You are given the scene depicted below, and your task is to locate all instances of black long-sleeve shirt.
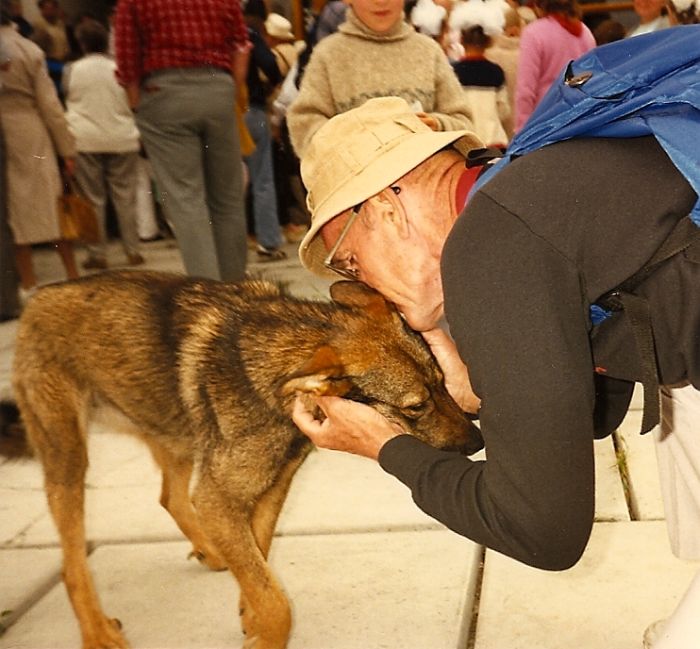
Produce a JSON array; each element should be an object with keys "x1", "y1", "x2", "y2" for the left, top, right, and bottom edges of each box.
[
  {"x1": 246, "y1": 27, "x2": 282, "y2": 108},
  {"x1": 379, "y1": 136, "x2": 698, "y2": 570}
]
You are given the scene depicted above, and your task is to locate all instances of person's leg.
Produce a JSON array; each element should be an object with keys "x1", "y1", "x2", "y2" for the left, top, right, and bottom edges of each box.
[
  {"x1": 136, "y1": 71, "x2": 221, "y2": 280},
  {"x1": 134, "y1": 155, "x2": 160, "y2": 241},
  {"x1": 104, "y1": 152, "x2": 142, "y2": 262},
  {"x1": 200, "y1": 75, "x2": 248, "y2": 282},
  {"x1": 648, "y1": 570, "x2": 700, "y2": 649},
  {"x1": 244, "y1": 106, "x2": 285, "y2": 256},
  {"x1": 74, "y1": 152, "x2": 109, "y2": 265},
  {"x1": 13, "y1": 244, "x2": 37, "y2": 290},
  {"x1": 655, "y1": 383, "x2": 700, "y2": 560},
  {"x1": 54, "y1": 240, "x2": 80, "y2": 281},
  {"x1": 644, "y1": 384, "x2": 700, "y2": 648}
]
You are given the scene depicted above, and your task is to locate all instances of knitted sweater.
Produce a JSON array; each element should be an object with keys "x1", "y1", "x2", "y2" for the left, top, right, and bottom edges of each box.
[{"x1": 287, "y1": 8, "x2": 475, "y2": 156}]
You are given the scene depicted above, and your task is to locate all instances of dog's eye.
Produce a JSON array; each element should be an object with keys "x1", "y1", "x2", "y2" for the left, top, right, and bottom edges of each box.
[{"x1": 402, "y1": 400, "x2": 432, "y2": 419}]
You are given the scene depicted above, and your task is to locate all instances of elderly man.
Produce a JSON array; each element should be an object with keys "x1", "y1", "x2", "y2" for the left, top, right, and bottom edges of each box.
[{"x1": 292, "y1": 28, "x2": 700, "y2": 648}]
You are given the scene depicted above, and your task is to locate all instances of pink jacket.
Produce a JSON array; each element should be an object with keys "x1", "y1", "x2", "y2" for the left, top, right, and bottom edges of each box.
[{"x1": 515, "y1": 16, "x2": 595, "y2": 132}]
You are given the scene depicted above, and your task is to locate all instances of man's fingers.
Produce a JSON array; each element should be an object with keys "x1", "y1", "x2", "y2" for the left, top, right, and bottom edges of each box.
[{"x1": 292, "y1": 396, "x2": 321, "y2": 431}]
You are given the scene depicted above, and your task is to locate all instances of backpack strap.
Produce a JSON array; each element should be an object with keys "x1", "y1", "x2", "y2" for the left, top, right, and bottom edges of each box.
[{"x1": 594, "y1": 218, "x2": 700, "y2": 433}]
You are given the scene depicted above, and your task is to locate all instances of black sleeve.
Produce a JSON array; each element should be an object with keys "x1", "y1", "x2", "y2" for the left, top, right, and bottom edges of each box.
[
  {"x1": 380, "y1": 191, "x2": 598, "y2": 571},
  {"x1": 250, "y1": 29, "x2": 282, "y2": 86}
]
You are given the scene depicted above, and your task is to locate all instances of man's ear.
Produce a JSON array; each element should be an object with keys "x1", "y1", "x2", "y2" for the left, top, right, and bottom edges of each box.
[
  {"x1": 366, "y1": 189, "x2": 410, "y2": 239},
  {"x1": 279, "y1": 346, "x2": 353, "y2": 397}
]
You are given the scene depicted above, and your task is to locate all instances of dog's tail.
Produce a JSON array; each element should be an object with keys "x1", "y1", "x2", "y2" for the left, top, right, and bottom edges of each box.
[{"x1": 0, "y1": 401, "x2": 33, "y2": 459}]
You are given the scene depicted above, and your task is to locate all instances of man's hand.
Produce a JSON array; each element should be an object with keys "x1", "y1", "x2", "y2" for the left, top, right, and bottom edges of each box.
[
  {"x1": 292, "y1": 396, "x2": 404, "y2": 460},
  {"x1": 421, "y1": 328, "x2": 481, "y2": 414},
  {"x1": 415, "y1": 112, "x2": 439, "y2": 130}
]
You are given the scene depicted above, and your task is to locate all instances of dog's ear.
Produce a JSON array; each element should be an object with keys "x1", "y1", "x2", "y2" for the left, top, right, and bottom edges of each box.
[
  {"x1": 329, "y1": 281, "x2": 392, "y2": 318},
  {"x1": 279, "y1": 345, "x2": 353, "y2": 397}
]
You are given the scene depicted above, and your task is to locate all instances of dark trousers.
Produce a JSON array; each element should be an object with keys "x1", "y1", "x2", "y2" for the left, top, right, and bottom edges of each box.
[{"x1": 0, "y1": 127, "x2": 19, "y2": 320}]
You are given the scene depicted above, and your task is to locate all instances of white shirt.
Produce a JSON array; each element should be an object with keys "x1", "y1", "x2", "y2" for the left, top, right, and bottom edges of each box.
[{"x1": 64, "y1": 54, "x2": 140, "y2": 153}]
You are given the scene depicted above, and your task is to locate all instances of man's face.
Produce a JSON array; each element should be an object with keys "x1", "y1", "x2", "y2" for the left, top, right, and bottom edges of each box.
[
  {"x1": 349, "y1": 0, "x2": 404, "y2": 33},
  {"x1": 320, "y1": 186, "x2": 445, "y2": 331}
]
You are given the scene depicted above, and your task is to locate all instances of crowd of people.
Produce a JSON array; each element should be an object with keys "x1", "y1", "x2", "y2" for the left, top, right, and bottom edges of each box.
[
  {"x1": 0, "y1": 0, "x2": 687, "y2": 319},
  {"x1": 1, "y1": 1, "x2": 699, "y2": 647}
]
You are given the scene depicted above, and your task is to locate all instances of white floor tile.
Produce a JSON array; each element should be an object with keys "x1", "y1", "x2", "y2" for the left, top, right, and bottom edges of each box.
[
  {"x1": 0, "y1": 546, "x2": 62, "y2": 633},
  {"x1": 2, "y1": 531, "x2": 480, "y2": 649},
  {"x1": 617, "y1": 409, "x2": 665, "y2": 520},
  {"x1": 593, "y1": 437, "x2": 630, "y2": 521},
  {"x1": 474, "y1": 520, "x2": 700, "y2": 649},
  {"x1": 277, "y1": 448, "x2": 443, "y2": 535}
]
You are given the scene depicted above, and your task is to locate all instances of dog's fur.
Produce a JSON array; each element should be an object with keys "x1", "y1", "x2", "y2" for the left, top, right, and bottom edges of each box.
[{"x1": 10, "y1": 271, "x2": 482, "y2": 649}]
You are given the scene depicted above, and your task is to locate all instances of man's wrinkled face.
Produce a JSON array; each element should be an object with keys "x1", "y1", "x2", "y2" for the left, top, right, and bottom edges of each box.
[{"x1": 320, "y1": 186, "x2": 445, "y2": 332}]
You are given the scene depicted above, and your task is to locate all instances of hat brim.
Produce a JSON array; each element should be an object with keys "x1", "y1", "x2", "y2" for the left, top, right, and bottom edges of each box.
[{"x1": 299, "y1": 129, "x2": 473, "y2": 278}]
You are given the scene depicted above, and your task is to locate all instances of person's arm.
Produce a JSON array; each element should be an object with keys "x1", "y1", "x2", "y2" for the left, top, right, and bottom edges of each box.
[
  {"x1": 427, "y1": 44, "x2": 479, "y2": 135},
  {"x1": 250, "y1": 29, "x2": 282, "y2": 87},
  {"x1": 286, "y1": 44, "x2": 336, "y2": 157},
  {"x1": 113, "y1": 0, "x2": 143, "y2": 109},
  {"x1": 32, "y1": 49, "x2": 76, "y2": 161},
  {"x1": 382, "y1": 188, "x2": 598, "y2": 570},
  {"x1": 514, "y1": 26, "x2": 540, "y2": 132}
]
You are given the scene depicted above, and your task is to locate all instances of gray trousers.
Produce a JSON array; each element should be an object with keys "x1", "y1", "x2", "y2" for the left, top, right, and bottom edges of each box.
[
  {"x1": 136, "y1": 68, "x2": 247, "y2": 281},
  {"x1": 75, "y1": 151, "x2": 141, "y2": 260}
]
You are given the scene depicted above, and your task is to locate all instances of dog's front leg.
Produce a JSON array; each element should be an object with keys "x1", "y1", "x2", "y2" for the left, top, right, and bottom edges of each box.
[{"x1": 193, "y1": 478, "x2": 291, "y2": 649}]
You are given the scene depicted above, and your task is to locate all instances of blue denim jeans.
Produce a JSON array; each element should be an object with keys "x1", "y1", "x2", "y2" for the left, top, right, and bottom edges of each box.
[{"x1": 244, "y1": 106, "x2": 283, "y2": 249}]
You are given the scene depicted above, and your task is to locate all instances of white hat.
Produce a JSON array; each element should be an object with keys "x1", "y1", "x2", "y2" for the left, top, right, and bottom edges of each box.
[
  {"x1": 449, "y1": 0, "x2": 506, "y2": 37},
  {"x1": 265, "y1": 13, "x2": 295, "y2": 41},
  {"x1": 668, "y1": 0, "x2": 700, "y2": 18},
  {"x1": 410, "y1": 0, "x2": 448, "y2": 36},
  {"x1": 298, "y1": 97, "x2": 481, "y2": 277}
]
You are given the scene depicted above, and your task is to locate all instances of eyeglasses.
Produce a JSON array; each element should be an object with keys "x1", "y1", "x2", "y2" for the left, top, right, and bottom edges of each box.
[
  {"x1": 323, "y1": 186, "x2": 401, "y2": 281},
  {"x1": 323, "y1": 202, "x2": 363, "y2": 279}
]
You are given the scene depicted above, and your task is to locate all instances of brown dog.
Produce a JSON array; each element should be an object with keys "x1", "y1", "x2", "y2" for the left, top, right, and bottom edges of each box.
[{"x1": 11, "y1": 271, "x2": 482, "y2": 649}]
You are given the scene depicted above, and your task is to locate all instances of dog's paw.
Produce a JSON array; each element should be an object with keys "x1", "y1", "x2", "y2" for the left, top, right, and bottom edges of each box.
[
  {"x1": 187, "y1": 548, "x2": 227, "y2": 571},
  {"x1": 83, "y1": 616, "x2": 129, "y2": 649}
]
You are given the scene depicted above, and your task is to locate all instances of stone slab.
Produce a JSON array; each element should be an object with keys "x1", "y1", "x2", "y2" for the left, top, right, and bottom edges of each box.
[
  {"x1": 1, "y1": 530, "x2": 480, "y2": 649},
  {"x1": 0, "y1": 546, "x2": 62, "y2": 633},
  {"x1": 474, "y1": 520, "x2": 700, "y2": 649}
]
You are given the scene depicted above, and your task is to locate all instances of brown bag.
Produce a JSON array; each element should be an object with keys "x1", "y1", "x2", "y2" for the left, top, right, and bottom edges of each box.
[{"x1": 58, "y1": 178, "x2": 100, "y2": 244}]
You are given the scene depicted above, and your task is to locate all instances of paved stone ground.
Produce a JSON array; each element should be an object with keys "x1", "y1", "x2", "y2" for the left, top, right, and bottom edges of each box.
[{"x1": 1, "y1": 238, "x2": 699, "y2": 649}]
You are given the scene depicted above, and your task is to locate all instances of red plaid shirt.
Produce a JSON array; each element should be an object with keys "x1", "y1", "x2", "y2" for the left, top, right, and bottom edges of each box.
[{"x1": 114, "y1": 0, "x2": 250, "y2": 85}]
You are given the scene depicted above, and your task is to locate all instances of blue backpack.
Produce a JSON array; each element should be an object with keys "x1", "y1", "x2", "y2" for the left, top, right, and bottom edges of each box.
[
  {"x1": 474, "y1": 25, "x2": 700, "y2": 223},
  {"x1": 469, "y1": 26, "x2": 700, "y2": 432}
]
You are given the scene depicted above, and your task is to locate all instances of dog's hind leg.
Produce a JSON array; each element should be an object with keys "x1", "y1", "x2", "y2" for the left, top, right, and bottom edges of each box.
[
  {"x1": 193, "y1": 474, "x2": 292, "y2": 649},
  {"x1": 143, "y1": 439, "x2": 227, "y2": 571},
  {"x1": 15, "y1": 381, "x2": 129, "y2": 649}
]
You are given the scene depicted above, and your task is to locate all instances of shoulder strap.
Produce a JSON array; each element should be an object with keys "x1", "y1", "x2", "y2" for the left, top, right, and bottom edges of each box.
[{"x1": 595, "y1": 218, "x2": 700, "y2": 434}]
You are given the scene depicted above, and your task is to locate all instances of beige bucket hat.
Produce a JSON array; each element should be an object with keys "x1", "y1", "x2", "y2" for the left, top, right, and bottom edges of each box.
[{"x1": 298, "y1": 97, "x2": 481, "y2": 277}]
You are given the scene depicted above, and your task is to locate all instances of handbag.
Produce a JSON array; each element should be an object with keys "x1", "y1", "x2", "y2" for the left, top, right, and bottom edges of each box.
[{"x1": 58, "y1": 177, "x2": 100, "y2": 244}]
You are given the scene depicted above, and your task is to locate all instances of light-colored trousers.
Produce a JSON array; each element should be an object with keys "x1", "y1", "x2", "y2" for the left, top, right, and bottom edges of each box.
[
  {"x1": 136, "y1": 67, "x2": 247, "y2": 282},
  {"x1": 74, "y1": 151, "x2": 141, "y2": 260},
  {"x1": 655, "y1": 382, "x2": 700, "y2": 560},
  {"x1": 650, "y1": 383, "x2": 700, "y2": 649}
]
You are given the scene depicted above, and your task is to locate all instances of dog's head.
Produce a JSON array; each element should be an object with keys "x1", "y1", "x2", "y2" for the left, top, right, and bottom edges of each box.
[{"x1": 281, "y1": 282, "x2": 483, "y2": 456}]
